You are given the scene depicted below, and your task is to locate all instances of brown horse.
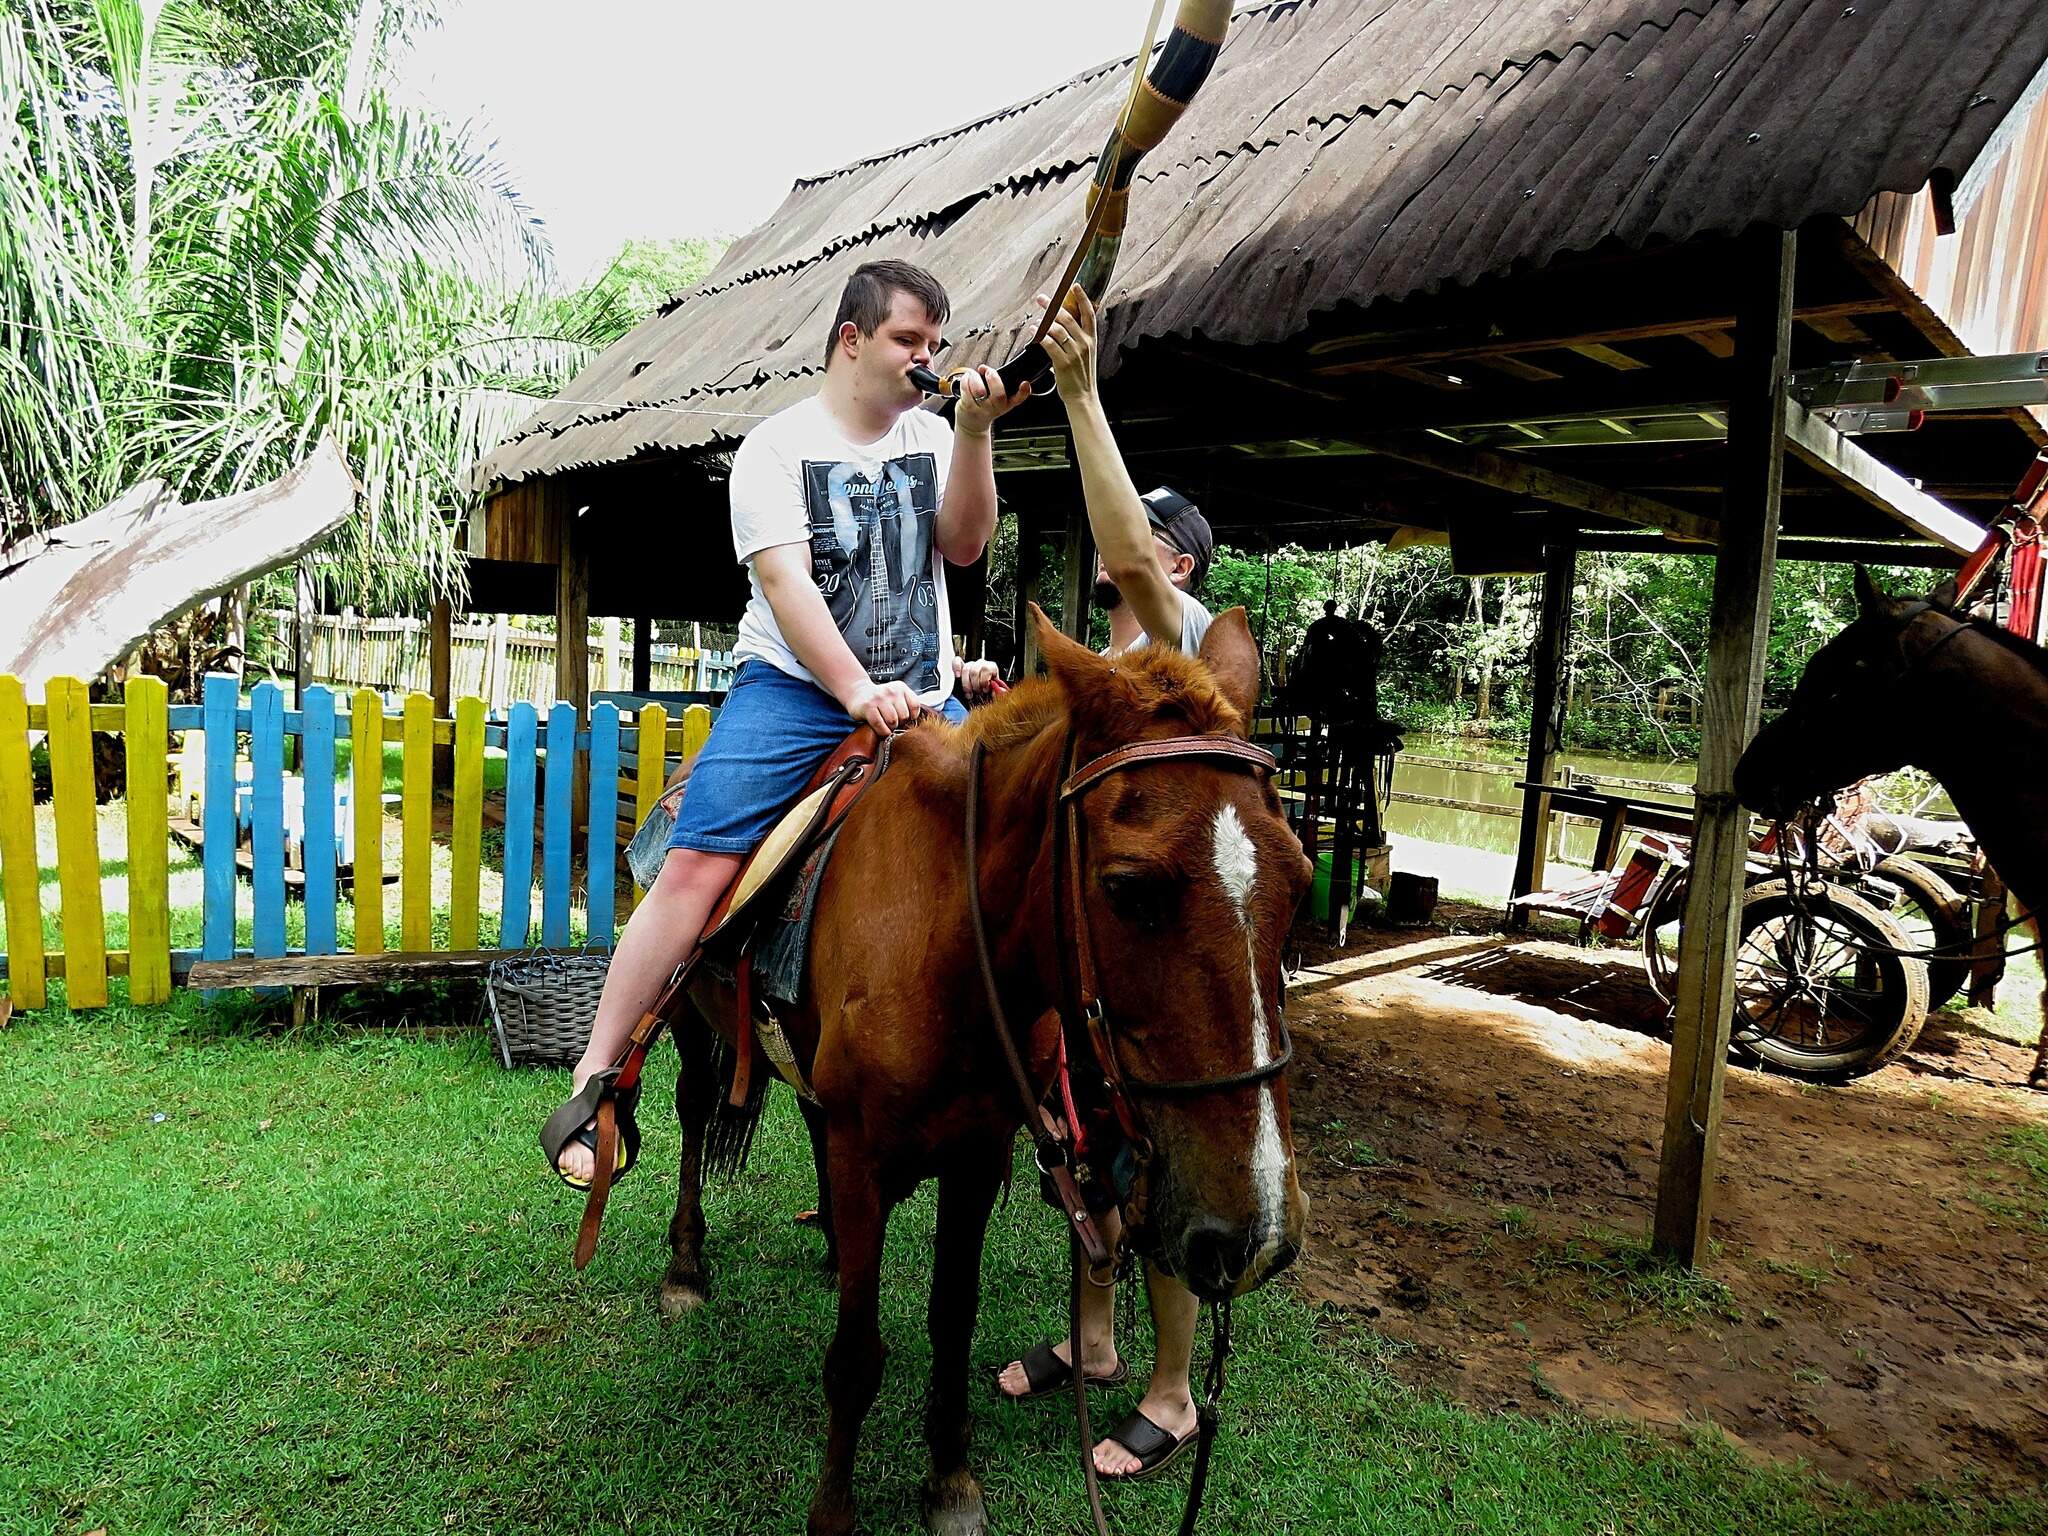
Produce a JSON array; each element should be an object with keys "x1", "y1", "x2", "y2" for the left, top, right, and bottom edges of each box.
[
  {"x1": 1734, "y1": 568, "x2": 2048, "y2": 1088},
  {"x1": 656, "y1": 607, "x2": 1312, "y2": 1536}
]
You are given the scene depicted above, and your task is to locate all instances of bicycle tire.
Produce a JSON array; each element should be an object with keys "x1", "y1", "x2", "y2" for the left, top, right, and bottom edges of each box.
[{"x1": 1729, "y1": 879, "x2": 1929, "y2": 1082}]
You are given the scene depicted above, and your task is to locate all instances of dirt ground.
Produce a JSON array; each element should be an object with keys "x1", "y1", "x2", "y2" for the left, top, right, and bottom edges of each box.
[{"x1": 1284, "y1": 903, "x2": 2048, "y2": 1496}]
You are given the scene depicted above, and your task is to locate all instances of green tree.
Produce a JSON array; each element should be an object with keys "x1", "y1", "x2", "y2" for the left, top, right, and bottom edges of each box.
[
  {"x1": 593, "y1": 234, "x2": 731, "y2": 319},
  {"x1": 1, "y1": 0, "x2": 634, "y2": 615}
]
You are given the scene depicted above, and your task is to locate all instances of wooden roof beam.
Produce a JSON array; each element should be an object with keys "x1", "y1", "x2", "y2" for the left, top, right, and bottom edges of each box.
[
  {"x1": 1349, "y1": 436, "x2": 1717, "y2": 544},
  {"x1": 1780, "y1": 399, "x2": 1987, "y2": 555}
]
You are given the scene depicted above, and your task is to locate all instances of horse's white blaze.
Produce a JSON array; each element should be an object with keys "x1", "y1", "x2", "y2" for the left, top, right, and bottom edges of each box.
[{"x1": 1211, "y1": 806, "x2": 1288, "y2": 1254}]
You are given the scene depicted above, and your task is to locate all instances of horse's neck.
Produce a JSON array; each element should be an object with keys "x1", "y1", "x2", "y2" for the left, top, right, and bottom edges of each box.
[
  {"x1": 1910, "y1": 632, "x2": 2048, "y2": 909},
  {"x1": 974, "y1": 721, "x2": 1070, "y2": 1013}
]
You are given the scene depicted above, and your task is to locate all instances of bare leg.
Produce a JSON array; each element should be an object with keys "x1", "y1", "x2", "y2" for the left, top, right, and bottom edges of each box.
[
  {"x1": 659, "y1": 1019, "x2": 719, "y2": 1320},
  {"x1": 552, "y1": 845, "x2": 741, "y2": 1181},
  {"x1": 922, "y1": 1151, "x2": 1003, "y2": 1535},
  {"x1": 994, "y1": 1204, "x2": 1122, "y2": 1397},
  {"x1": 807, "y1": 1128, "x2": 888, "y2": 1536},
  {"x1": 1094, "y1": 1263, "x2": 1199, "y2": 1477}
]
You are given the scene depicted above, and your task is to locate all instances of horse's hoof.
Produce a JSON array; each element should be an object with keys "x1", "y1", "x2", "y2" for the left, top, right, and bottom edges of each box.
[
  {"x1": 657, "y1": 1278, "x2": 708, "y2": 1321},
  {"x1": 921, "y1": 1473, "x2": 987, "y2": 1536}
]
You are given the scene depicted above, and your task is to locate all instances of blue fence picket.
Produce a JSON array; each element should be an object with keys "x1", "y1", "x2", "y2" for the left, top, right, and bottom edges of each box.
[
  {"x1": 500, "y1": 703, "x2": 537, "y2": 949},
  {"x1": 201, "y1": 674, "x2": 239, "y2": 963},
  {"x1": 586, "y1": 702, "x2": 619, "y2": 948},
  {"x1": 249, "y1": 683, "x2": 286, "y2": 974},
  {"x1": 541, "y1": 701, "x2": 575, "y2": 949},
  {"x1": 301, "y1": 686, "x2": 337, "y2": 955}
]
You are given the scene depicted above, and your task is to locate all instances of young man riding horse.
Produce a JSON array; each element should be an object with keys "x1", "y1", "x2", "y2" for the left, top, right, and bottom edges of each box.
[
  {"x1": 544, "y1": 260, "x2": 1028, "y2": 1185},
  {"x1": 964, "y1": 288, "x2": 1227, "y2": 1481}
]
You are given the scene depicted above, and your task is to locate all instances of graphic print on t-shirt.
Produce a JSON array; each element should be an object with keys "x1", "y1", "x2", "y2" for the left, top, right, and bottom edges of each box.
[{"x1": 801, "y1": 452, "x2": 942, "y2": 694}]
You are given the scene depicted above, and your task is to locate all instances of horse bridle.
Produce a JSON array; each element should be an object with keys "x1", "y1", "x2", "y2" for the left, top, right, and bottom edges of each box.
[{"x1": 965, "y1": 727, "x2": 1287, "y2": 1536}]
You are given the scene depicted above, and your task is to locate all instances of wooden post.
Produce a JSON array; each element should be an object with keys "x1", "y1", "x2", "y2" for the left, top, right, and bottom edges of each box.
[
  {"x1": 1058, "y1": 442, "x2": 1095, "y2": 644},
  {"x1": 1508, "y1": 541, "x2": 1575, "y2": 926},
  {"x1": 954, "y1": 549, "x2": 990, "y2": 663},
  {"x1": 556, "y1": 507, "x2": 590, "y2": 832},
  {"x1": 486, "y1": 614, "x2": 510, "y2": 714},
  {"x1": 1652, "y1": 227, "x2": 1792, "y2": 1268},
  {"x1": 430, "y1": 596, "x2": 453, "y2": 782},
  {"x1": 599, "y1": 615, "x2": 622, "y2": 692},
  {"x1": 289, "y1": 564, "x2": 316, "y2": 770},
  {"x1": 632, "y1": 616, "x2": 653, "y2": 693},
  {"x1": 1015, "y1": 508, "x2": 1047, "y2": 677}
]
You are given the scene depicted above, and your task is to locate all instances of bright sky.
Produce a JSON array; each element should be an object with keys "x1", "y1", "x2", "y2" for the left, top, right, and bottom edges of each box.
[{"x1": 394, "y1": 0, "x2": 1160, "y2": 285}]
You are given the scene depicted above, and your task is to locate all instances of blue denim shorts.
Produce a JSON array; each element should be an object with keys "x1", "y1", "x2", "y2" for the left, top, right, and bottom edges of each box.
[{"x1": 669, "y1": 658, "x2": 965, "y2": 854}]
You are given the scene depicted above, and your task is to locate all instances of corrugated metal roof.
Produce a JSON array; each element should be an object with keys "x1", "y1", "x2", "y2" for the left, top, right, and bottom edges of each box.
[{"x1": 479, "y1": 0, "x2": 2048, "y2": 488}]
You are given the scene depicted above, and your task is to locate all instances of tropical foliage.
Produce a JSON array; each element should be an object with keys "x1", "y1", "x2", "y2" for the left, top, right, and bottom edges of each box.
[{"x1": 0, "y1": 0, "x2": 652, "y2": 612}]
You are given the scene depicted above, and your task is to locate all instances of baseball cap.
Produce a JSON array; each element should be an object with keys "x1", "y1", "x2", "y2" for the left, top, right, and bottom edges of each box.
[{"x1": 1141, "y1": 486, "x2": 1213, "y2": 591}]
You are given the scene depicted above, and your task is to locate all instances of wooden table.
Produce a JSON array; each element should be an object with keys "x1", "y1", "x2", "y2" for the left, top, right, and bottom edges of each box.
[{"x1": 1514, "y1": 780, "x2": 1694, "y2": 872}]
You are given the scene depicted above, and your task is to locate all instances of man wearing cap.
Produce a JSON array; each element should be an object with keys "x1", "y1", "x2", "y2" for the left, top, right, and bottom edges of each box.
[{"x1": 973, "y1": 287, "x2": 1219, "y2": 1483}]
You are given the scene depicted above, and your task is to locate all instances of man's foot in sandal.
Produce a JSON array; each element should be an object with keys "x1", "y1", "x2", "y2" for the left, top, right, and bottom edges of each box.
[
  {"x1": 995, "y1": 1339, "x2": 1127, "y2": 1401},
  {"x1": 1096, "y1": 1393, "x2": 1198, "y2": 1480},
  {"x1": 540, "y1": 1070, "x2": 641, "y2": 1191}
]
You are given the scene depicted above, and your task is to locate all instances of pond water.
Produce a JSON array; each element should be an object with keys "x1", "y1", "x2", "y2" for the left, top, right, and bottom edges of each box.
[
  {"x1": 1384, "y1": 733, "x2": 1955, "y2": 866},
  {"x1": 1386, "y1": 732, "x2": 1694, "y2": 866}
]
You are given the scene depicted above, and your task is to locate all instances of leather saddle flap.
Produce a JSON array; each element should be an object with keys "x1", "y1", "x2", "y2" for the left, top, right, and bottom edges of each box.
[{"x1": 701, "y1": 726, "x2": 883, "y2": 946}]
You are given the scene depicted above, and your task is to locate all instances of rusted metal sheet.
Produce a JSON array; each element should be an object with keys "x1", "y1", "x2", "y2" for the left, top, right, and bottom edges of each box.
[
  {"x1": 1851, "y1": 64, "x2": 2048, "y2": 361},
  {"x1": 478, "y1": 0, "x2": 2048, "y2": 488}
]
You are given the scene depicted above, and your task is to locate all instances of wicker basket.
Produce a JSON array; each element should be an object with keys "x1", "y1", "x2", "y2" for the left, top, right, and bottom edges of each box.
[{"x1": 485, "y1": 950, "x2": 611, "y2": 1069}]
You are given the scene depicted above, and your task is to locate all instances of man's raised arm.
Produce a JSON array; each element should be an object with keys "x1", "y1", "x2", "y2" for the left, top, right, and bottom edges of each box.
[{"x1": 1036, "y1": 289, "x2": 1185, "y2": 647}]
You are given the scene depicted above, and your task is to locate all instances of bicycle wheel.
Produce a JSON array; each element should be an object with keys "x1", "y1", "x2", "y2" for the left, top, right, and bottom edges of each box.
[
  {"x1": 1728, "y1": 879, "x2": 1929, "y2": 1081},
  {"x1": 1865, "y1": 857, "x2": 1972, "y2": 1011},
  {"x1": 1640, "y1": 868, "x2": 1687, "y2": 1006}
]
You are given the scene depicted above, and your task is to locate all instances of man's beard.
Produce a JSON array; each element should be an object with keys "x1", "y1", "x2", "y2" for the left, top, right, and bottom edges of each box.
[{"x1": 1092, "y1": 576, "x2": 1123, "y2": 611}]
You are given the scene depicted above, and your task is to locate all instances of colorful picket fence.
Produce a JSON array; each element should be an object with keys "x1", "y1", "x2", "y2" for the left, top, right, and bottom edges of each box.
[{"x1": 0, "y1": 671, "x2": 714, "y2": 1010}]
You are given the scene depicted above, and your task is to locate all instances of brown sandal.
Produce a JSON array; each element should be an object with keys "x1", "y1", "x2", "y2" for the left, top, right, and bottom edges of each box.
[
  {"x1": 997, "y1": 1340, "x2": 1129, "y2": 1401},
  {"x1": 1099, "y1": 1409, "x2": 1196, "y2": 1481}
]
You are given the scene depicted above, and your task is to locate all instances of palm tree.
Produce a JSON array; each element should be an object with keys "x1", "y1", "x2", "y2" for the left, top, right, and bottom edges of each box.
[{"x1": 1, "y1": 0, "x2": 635, "y2": 616}]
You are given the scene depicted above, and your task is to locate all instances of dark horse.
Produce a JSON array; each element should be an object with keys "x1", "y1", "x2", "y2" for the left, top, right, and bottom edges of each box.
[
  {"x1": 658, "y1": 608, "x2": 1312, "y2": 1535},
  {"x1": 1735, "y1": 567, "x2": 2048, "y2": 1089}
]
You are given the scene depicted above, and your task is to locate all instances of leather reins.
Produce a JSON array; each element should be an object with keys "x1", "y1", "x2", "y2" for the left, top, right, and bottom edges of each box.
[{"x1": 965, "y1": 728, "x2": 1285, "y2": 1536}]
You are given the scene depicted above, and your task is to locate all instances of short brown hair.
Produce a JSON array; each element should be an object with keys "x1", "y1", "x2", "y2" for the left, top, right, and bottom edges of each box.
[{"x1": 822, "y1": 260, "x2": 950, "y2": 369}]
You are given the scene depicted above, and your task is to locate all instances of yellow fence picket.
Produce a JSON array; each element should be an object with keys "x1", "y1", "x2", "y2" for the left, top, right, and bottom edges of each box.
[
  {"x1": 402, "y1": 692, "x2": 433, "y2": 951},
  {"x1": 633, "y1": 703, "x2": 668, "y2": 910},
  {"x1": 124, "y1": 677, "x2": 172, "y2": 1003},
  {"x1": 0, "y1": 676, "x2": 45, "y2": 1009},
  {"x1": 449, "y1": 696, "x2": 484, "y2": 949},
  {"x1": 351, "y1": 689, "x2": 384, "y2": 954},
  {"x1": 682, "y1": 703, "x2": 712, "y2": 761},
  {"x1": 45, "y1": 677, "x2": 108, "y2": 1008}
]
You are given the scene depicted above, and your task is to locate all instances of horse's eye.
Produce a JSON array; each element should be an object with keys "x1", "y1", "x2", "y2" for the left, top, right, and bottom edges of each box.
[{"x1": 1100, "y1": 871, "x2": 1177, "y2": 928}]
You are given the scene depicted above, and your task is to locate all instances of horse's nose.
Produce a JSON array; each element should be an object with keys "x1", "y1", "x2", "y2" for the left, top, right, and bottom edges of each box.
[{"x1": 1179, "y1": 1220, "x2": 1244, "y2": 1300}]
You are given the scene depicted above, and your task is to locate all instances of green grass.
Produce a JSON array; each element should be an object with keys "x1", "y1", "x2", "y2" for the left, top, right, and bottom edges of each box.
[{"x1": 3, "y1": 1005, "x2": 2044, "y2": 1535}]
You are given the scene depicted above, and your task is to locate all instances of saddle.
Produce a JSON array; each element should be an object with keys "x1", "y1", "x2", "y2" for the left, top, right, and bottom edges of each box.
[
  {"x1": 556, "y1": 723, "x2": 892, "y2": 1269},
  {"x1": 697, "y1": 724, "x2": 889, "y2": 1106}
]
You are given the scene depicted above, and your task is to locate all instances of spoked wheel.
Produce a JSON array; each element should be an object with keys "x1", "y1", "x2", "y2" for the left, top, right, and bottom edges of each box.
[
  {"x1": 1727, "y1": 879, "x2": 1929, "y2": 1081},
  {"x1": 1862, "y1": 857, "x2": 1972, "y2": 1011}
]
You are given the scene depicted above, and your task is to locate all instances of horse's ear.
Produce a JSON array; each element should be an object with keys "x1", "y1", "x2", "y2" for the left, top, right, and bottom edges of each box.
[
  {"x1": 1198, "y1": 607, "x2": 1262, "y2": 727},
  {"x1": 1925, "y1": 574, "x2": 1960, "y2": 612},
  {"x1": 1852, "y1": 565, "x2": 1888, "y2": 616},
  {"x1": 1029, "y1": 601, "x2": 1112, "y2": 692}
]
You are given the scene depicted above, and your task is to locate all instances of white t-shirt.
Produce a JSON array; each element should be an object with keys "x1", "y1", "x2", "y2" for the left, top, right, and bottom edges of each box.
[
  {"x1": 730, "y1": 396, "x2": 957, "y2": 705},
  {"x1": 1106, "y1": 586, "x2": 1214, "y2": 658}
]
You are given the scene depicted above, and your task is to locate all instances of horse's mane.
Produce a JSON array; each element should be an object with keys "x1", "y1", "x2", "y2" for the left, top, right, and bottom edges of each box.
[
  {"x1": 1922, "y1": 605, "x2": 2048, "y2": 680},
  {"x1": 946, "y1": 642, "x2": 1245, "y2": 754}
]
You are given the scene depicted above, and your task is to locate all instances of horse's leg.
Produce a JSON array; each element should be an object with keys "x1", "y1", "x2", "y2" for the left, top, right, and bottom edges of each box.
[
  {"x1": 807, "y1": 1129, "x2": 889, "y2": 1536},
  {"x1": 799, "y1": 1096, "x2": 839, "y2": 1279},
  {"x1": 2029, "y1": 916, "x2": 2048, "y2": 1092},
  {"x1": 659, "y1": 1017, "x2": 718, "y2": 1320},
  {"x1": 921, "y1": 1150, "x2": 1003, "y2": 1536}
]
